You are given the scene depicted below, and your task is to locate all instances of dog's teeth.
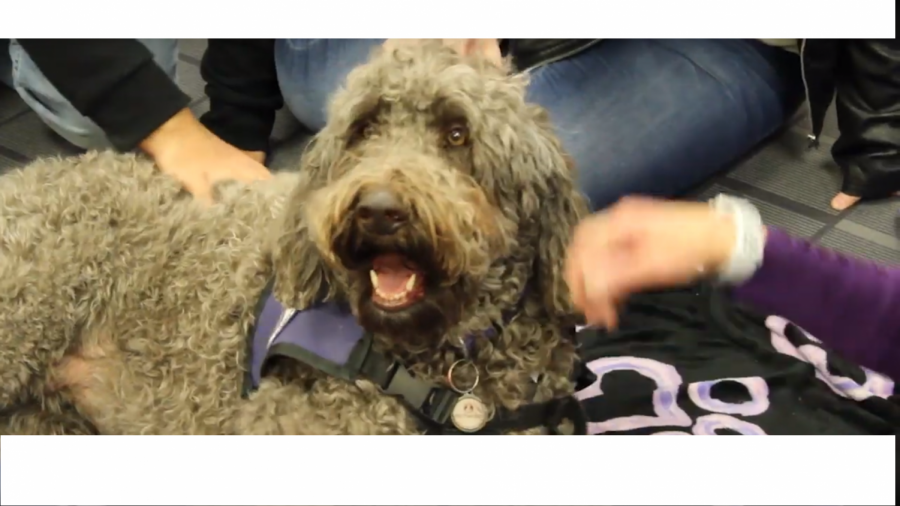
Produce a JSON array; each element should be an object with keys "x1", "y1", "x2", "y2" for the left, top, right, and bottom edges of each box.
[{"x1": 373, "y1": 278, "x2": 417, "y2": 306}]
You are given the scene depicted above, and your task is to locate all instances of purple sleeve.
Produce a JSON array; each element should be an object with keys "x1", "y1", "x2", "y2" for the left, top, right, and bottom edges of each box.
[{"x1": 731, "y1": 227, "x2": 900, "y2": 379}]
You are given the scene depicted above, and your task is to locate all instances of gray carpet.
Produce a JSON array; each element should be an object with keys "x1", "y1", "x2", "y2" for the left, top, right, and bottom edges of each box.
[{"x1": 1, "y1": 40, "x2": 898, "y2": 265}]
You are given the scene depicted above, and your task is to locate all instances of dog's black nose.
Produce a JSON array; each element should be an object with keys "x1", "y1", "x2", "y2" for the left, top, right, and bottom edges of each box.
[{"x1": 355, "y1": 188, "x2": 408, "y2": 235}]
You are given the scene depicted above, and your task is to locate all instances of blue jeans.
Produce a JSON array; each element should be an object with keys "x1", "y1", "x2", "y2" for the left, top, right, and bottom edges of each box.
[
  {"x1": 0, "y1": 39, "x2": 179, "y2": 150},
  {"x1": 275, "y1": 39, "x2": 803, "y2": 210}
]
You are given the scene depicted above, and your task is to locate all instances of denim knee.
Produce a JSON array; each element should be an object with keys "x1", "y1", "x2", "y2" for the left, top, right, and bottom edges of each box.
[
  {"x1": 275, "y1": 39, "x2": 384, "y2": 131},
  {"x1": 7, "y1": 39, "x2": 179, "y2": 151}
]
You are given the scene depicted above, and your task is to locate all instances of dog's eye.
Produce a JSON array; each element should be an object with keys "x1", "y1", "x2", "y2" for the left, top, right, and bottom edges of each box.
[
  {"x1": 362, "y1": 124, "x2": 377, "y2": 139},
  {"x1": 445, "y1": 125, "x2": 469, "y2": 147}
]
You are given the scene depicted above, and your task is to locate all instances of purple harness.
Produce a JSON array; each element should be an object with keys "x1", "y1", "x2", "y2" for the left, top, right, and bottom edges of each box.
[
  {"x1": 249, "y1": 292, "x2": 366, "y2": 390},
  {"x1": 244, "y1": 282, "x2": 592, "y2": 434}
]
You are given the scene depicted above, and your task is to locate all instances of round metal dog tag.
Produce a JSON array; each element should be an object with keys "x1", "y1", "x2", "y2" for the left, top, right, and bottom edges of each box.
[{"x1": 450, "y1": 393, "x2": 489, "y2": 433}]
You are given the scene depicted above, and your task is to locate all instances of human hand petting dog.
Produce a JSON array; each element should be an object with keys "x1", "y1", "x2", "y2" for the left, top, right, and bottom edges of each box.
[
  {"x1": 564, "y1": 196, "x2": 743, "y2": 329},
  {"x1": 141, "y1": 109, "x2": 272, "y2": 204},
  {"x1": 383, "y1": 39, "x2": 502, "y2": 65},
  {"x1": 440, "y1": 39, "x2": 502, "y2": 64}
]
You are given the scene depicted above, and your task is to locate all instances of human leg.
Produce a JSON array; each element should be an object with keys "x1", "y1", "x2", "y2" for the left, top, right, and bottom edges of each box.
[
  {"x1": 274, "y1": 39, "x2": 384, "y2": 131},
  {"x1": 525, "y1": 39, "x2": 804, "y2": 210},
  {"x1": 7, "y1": 39, "x2": 179, "y2": 151}
]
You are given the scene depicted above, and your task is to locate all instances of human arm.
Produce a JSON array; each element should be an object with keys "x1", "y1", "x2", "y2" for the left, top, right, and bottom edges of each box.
[
  {"x1": 731, "y1": 226, "x2": 900, "y2": 377},
  {"x1": 15, "y1": 39, "x2": 271, "y2": 201},
  {"x1": 15, "y1": 39, "x2": 191, "y2": 152},
  {"x1": 564, "y1": 195, "x2": 900, "y2": 377}
]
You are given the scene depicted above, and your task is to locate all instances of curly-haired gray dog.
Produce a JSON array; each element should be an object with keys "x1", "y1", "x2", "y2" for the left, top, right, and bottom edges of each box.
[{"x1": 0, "y1": 42, "x2": 588, "y2": 435}]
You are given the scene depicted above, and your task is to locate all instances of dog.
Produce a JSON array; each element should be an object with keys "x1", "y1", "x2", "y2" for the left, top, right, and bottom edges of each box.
[{"x1": 0, "y1": 41, "x2": 589, "y2": 435}]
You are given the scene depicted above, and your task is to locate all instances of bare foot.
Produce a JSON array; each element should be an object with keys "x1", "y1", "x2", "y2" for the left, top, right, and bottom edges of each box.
[
  {"x1": 831, "y1": 192, "x2": 860, "y2": 211},
  {"x1": 831, "y1": 191, "x2": 900, "y2": 211}
]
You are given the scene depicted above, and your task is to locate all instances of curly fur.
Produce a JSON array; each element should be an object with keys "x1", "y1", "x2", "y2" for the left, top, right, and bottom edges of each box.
[{"x1": 0, "y1": 42, "x2": 588, "y2": 435}]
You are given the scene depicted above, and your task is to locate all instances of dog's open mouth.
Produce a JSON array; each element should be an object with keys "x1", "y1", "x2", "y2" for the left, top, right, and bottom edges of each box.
[{"x1": 369, "y1": 253, "x2": 426, "y2": 310}]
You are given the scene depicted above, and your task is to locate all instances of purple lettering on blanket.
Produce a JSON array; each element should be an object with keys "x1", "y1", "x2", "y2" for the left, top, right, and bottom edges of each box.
[
  {"x1": 766, "y1": 316, "x2": 895, "y2": 401},
  {"x1": 688, "y1": 377, "x2": 769, "y2": 417},
  {"x1": 575, "y1": 356, "x2": 768, "y2": 435},
  {"x1": 575, "y1": 316, "x2": 894, "y2": 435},
  {"x1": 574, "y1": 357, "x2": 693, "y2": 434}
]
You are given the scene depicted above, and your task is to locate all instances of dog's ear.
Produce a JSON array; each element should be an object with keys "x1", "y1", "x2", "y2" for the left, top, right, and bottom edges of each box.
[
  {"x1": 518, "y1": 110, "x2": 589, "y2": 323},
  {"x1": 270, "y1": 133, "x2": 344, "y2": 308}
]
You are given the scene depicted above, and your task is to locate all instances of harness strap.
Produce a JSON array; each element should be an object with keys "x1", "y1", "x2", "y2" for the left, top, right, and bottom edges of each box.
[
  {"x1": 359, "y1": 347, "x2": 461, "y2": 426},
  {"x1": 263, "y1": 329, "x2": 461, "y2": 426},
  {"x1": 430, "y1": 396, "x2": 588, "y2": 435},
  {"x1": 245, "y1": 279, "x2": 595, "y2": 434},
  {"x1": 423, "y1": 363, "x2": 592, "y2": 435},
  {"x1": 261, "y1": 330, "x2": 594, "y2": 434},
  {"x1": 265, "y1": 338, "x2": 367, "y2": 382},
  {"x1": 263, "y1": 329, "x2": 591, "y2": 434}
]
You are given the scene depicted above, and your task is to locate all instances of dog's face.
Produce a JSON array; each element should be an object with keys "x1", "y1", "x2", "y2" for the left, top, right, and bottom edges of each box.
[{"x1": 274, "y1": 42, "x2": 587, "y2": 343}]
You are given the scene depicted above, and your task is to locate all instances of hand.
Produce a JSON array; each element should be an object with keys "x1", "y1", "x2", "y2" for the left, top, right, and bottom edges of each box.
[
  {"x1": 564, "y1": 196, "x2": 739, "y2": 329},
  {"x1": 440, "y1": 39, "x2": 502, "y2": 65},
  {"x1": 140, "y1": 109, "x2": 272, "y2": 204},
  {"x1": 242, "y1": 150, "x2": 267, "y2": 164},
  {"x1": 383, "y1": 39, "x2": 502, "y2": 65}
]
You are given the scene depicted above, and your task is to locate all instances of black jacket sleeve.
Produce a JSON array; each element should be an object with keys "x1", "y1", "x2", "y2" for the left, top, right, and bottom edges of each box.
[
  {"x1": 830, "y1": 39, "x2": 900, "y2": 199},
  {"x1": 199, "y1": 39, "x2": 283, "y2": 153},
  {"x1": 15, "y1": 39, "x2": 191, "y2": 151}
]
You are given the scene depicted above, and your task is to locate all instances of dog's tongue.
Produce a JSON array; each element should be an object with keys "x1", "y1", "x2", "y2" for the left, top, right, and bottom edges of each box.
[{"x1": 372, "y1": 254, "x2": 419, "y2": 294}]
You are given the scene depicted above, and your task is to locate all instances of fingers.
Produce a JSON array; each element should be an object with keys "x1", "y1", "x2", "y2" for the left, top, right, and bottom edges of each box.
[
  {"x1": 567, "y1": 195, "x2": 721, "y2": 329},
  {"x1": 229, "y1": 158, "x2": 273, "y2": 182},
  {"x1": 381, "y1": 39, "x2": 421, "y2": 52},
  {"x1": 564, "y1": 198, "x2": 665, "y2": 328},
  {"x1": 575, "y1": 269, "x2": 619, "y2": 329},
  {"x1": 581, "y1": 245, "x2": 637, "y2": 328},
  {"x1": 194, "y1": 191, "x2": 214, "y2": 206},
  {"x1": 242, "y1": 150, "x2": 267, "y2": 165},
  {"x1": 602, "y1": 254, "x2": 681, "y2": 299},
  {"x1": 440, "y1": 39, "x2": 468, "y2": 54},
  {"x1": 248, "y1": 165, "x2": 273, "y2": 181},
  {"x1": 582, "y1": 282, "x2": 619, "y2": 328},
  {"x1": 564, "y1": 245, "x2": 586, "y2": 311},
  {"x1": 590, "y1": 296, "x2": 619, "y2": 329},
  {"x1": 384, "y1": 39, "x2": 503, "y2": 66},
  {"x1": 565, "y1": 214, "x2": 632, "y2": 328},
  {"x1": 467, "y1": 39, "x2": 502, "y2": 65},
  {"x1": 182, "y1": 179, "x2": 213, "y2": 206}
]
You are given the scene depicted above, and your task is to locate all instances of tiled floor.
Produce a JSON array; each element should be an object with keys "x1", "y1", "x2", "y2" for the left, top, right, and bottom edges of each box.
[{"x1": 1, "y1": 40, "x2": 898, "y2": 264}]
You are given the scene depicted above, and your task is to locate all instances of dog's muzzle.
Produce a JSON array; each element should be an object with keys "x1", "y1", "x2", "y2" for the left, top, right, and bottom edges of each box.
[{"x1": 354, "y1": 186, "x2": 408, "y2": 237}]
